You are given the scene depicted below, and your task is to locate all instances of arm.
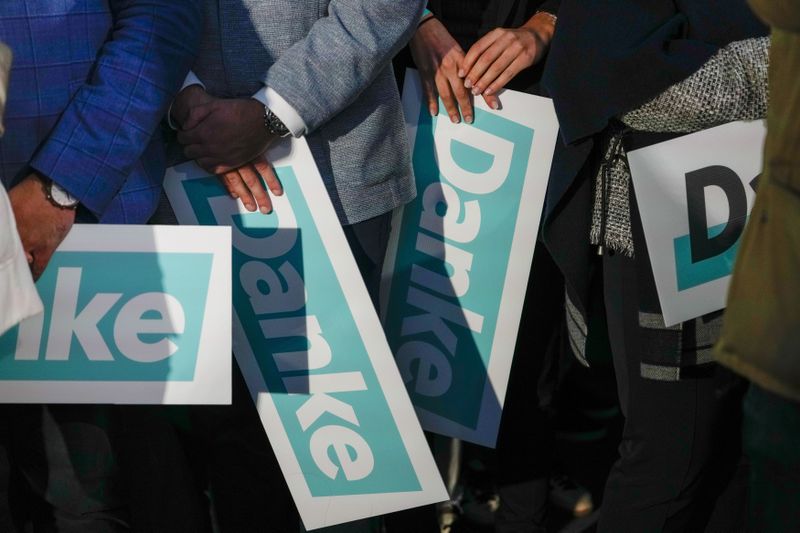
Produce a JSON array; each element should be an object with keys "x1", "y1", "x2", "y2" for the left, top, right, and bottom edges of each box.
[
  {"x1": 461, "y1": 9, "x2": 557, "y2": 105},
  {"x1": 11, "y1": 0, "x2": 202, "y2": 279},
  {"x1": 29, "y1": 0, "x2": 203, "y2": 218},
  {"x1": 263, "y1": 0, "x2": 426, "y2": 133},
  {"x1": 620, "y1": 37, "x2": 770, "y2": 132}
]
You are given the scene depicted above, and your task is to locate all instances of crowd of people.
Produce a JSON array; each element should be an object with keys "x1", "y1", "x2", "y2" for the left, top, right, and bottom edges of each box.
[{"x1": 0, "y1": 0, "x2": 798, "y2": 532}]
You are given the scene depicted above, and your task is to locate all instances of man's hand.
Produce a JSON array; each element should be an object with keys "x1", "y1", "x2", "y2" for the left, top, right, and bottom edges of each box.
[
  {"x1": 8, "y1": 173, "x2": 76, "y2": 280},
  {"x1": 410, "y1": 17, "x2": 474, "y2": 123},
  {"x1": 178, "y1": 97, "x2": 275, "y2": 173},
  {"x1": 461, "y1": 12, "x2": 556, "y2": 108},
  {"x1": 176, "y1": 97, "x2": 283, "y2": 213},
  {"x1": 171, "y1": 84, "x2": 214, "y2": 129}
]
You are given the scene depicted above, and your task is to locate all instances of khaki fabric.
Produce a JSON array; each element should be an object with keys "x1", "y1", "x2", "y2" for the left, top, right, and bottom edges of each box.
[{"x1": 716, "y1": 9, "x2": 800, "y2": 401}]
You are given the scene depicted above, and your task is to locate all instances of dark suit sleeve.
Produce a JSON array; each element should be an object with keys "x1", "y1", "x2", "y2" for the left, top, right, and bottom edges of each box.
[{"x1": 29, "y1": 0, "x2": 202, "y2": 218}]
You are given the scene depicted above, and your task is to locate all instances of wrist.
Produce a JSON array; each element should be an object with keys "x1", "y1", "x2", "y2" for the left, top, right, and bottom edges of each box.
[
  {"x1": 525, "y1": 11, "x2": 556, "y2": 45},
  {"x1": 32, "y1": 172, "x2": 80, "y2": 210}
]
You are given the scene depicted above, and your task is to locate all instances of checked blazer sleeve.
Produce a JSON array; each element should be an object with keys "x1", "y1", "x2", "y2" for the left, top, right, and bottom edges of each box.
[
  {"x1": 29, "y1": 0, "x2": 202, "y2": 219},
  {"x1": 264, "y1": 0, "x2": 426, "y2": 134}
]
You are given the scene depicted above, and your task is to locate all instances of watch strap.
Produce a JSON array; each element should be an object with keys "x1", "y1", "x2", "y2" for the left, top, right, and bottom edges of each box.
[{"x1": 263, "y1": 105, "x2": 291, "y2": 138}]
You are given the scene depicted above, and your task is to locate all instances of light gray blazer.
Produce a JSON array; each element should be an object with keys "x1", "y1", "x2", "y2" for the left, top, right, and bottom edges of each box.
[{"x1": 192, "y1": 0, "x2": 425, "y2": 225}]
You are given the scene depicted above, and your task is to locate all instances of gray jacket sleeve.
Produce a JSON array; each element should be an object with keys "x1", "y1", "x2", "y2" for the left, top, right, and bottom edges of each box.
[
  {"x1": 620, "y1": 37, "x2": 770, "y2": 133},
  {"x1": 264, "y1": 0, "x2": 426, "y2": 134}
]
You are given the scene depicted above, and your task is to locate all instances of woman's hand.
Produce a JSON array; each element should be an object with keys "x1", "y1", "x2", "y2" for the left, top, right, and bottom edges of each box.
[
  {"x1": 410, "y1": 17, "x2": 474, "y2": 123},
  {"x1": 461, "y1": 12, "x2": 556, "y2": 109}
]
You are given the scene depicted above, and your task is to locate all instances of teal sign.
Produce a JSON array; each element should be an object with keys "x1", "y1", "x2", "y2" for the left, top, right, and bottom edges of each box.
[
  {"x1": 384, "y1": 103, "x2": 538, "y2": 436},
  {"x1": 0, "y1": 251, "x2": 212, "y2": 381},
  {"x1": 181, "y1": 170, "x2": 420, "y2": 497}
]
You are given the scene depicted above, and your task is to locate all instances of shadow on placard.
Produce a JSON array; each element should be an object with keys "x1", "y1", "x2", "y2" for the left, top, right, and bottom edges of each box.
[
  {"x1": 0, "y1": 224, "x2": 186, "y2": 400},
  {"x1": 237, "y1": 227, "x2": 311, "y2": 398},
  {"x1": 398, "y1": 114, "x2": 505, "y2": 447}
]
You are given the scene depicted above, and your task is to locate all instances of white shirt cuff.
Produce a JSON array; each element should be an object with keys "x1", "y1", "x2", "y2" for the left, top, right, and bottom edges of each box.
[
  {"x1": 168, "y1": 70, "x2": 207, "y2": 130},
  {"x1": 252, "y1": 86, "x2": 307, "y2": 138}
]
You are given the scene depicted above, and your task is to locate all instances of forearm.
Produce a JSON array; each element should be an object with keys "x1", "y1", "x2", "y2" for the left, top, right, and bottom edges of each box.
[
  {"x1": 620, "y1": 37, "x2": 770, "y2": 133},
  {"x1": 30, "y1": 0, "x2": 202, "y2": 217}
]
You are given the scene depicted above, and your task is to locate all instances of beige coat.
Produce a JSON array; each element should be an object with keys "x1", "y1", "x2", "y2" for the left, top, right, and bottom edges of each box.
[{"x1": 715, "y1": 0, "x2": 800, "y2": 401}]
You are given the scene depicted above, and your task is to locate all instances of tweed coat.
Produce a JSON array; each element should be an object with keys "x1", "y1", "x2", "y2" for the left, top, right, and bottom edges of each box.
[{"x1": 190, "y1": 0, "x2": 426, "y2": 225}]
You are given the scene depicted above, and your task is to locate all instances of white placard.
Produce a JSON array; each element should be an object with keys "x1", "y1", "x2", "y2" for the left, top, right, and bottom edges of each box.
[
  {"x1": 627, "y1": 120, "x2": 767, "y2": 326},
  {"x1": 380, "y1": 70, "x2": 559, "y2": 447},
  {"x1": 164, "y1": 138, "x2": 447, "y2": 530},
  {"x1": 0, "y1": 224, "x2": 232, "y2": 404}
]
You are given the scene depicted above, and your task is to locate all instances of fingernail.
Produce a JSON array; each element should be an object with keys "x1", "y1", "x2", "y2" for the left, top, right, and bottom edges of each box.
[
  {"x1": 484, "y1": 88, "x2": 493, "y2": 96},
  {"x1": 450, "y1": 115, "x2": 460, "y2": 124},
  {"x1": 260, "y1": 206, "x2": 270, "y2": 214},
  {"x1": 464, "y1": 115, "x2": 473, "y2": 124},
  {"x1": 464, "y1": 79, "x2": 473, "y2": 89},
  {"x1": 429, "y1": 106, "x2": 437, "y2": 116},
  {"x1": 246, "y1": 203, "x2": 255, "y2": 211},
  {"x1": 471, "y1": 87, "x2": 481, "y2": 96},
  {"x1": 458, "y1": 69, "x2": 465, "y2": 77},
  {"x1": 231, "y1": 193, "x2": 238, "y2": 199},
  {"x1": 491, "y1": 101, "x2": 500, "y2": 110}
]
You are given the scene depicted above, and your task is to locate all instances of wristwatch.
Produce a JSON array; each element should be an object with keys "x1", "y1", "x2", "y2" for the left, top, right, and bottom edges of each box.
[
  {"x1": 263, "y1": 105, "x2": 291, "y2": 138},
  {"x1": 38, "y1": 174, "x2": 79, "y2": 210}
]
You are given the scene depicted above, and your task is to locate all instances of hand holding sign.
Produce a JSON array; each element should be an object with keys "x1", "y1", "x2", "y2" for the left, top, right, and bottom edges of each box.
[
  {"x1": 461, "y1": 12, "x2": 556, "y2": 102},
  {"x1": 177, "y1": 95, "x2": 283, "y2": 214},
  {"x1": 410, "y1": 17, "x2": 474, "y2": 123}
]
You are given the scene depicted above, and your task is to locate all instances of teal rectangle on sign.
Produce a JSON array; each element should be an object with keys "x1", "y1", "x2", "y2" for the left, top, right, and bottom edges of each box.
[
  {"x1": 384, "y1": 105, "x2": 535, "y2": 430},
  {"x1": 0, "y1": 252, "x2": 213, "y2": 381},
  {"x1": 180, "y1": 170, "x2": 421, "y2": 497},
  {"x1": 673, "y1": 220, "x2": 743, "y2": 291}
]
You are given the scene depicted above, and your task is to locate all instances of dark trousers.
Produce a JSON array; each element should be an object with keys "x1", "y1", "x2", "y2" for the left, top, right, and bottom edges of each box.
[
  {"x1": 744, "y1": 384, "x2": 800, "y2": 532},
  {"x1": 598, "y1": 250, "x2": 748, "y2": 533},
  {"x1": 0, "y1": 405, "x2": 130, "y2": 532},
  {"x1": 494, "y1": 242, "x2": 560, "y2": 533}
]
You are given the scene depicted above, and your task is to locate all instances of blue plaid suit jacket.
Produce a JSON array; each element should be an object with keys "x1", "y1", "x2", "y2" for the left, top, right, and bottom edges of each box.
[{"x1": 0, "y1": 0, "x2": 202, "y2": 223}]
